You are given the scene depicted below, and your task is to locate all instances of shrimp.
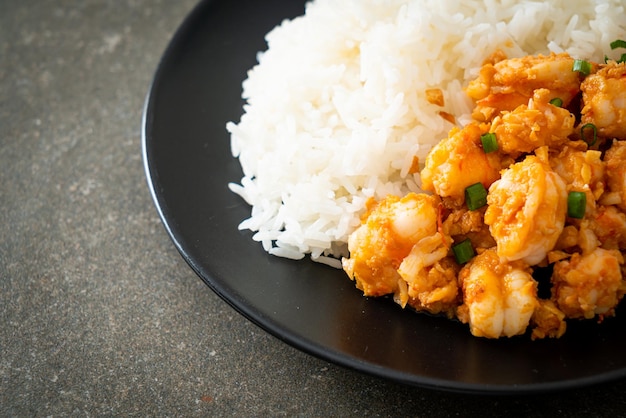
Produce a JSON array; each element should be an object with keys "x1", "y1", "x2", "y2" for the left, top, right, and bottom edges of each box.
[
  {"x1": 397, "y1": 237, "x2": 459, "y2": 316},
  {"x1": 603, "y1": 139, "x2": 626, "y2": 211},
  {"x1": 420, "y1": 122, "x2": 502, "y2": 206},
  {"x1": 490, "y1": 88, "x2": 575, "y2": 157},
  {"x1": 457, "y1": 249, "x2": 538, "y2": 338},
  {"x1": 551, "y1": 248, "x2": 625, "y2": 319},
  {"x1": 589, "y1": 205, "x2": 626, "y2": 251},
  {"x1": 580, "y1": 61, "x2": 626, "y2": 140},
  {"x1": 342, "y1": 193, "x2": 440, "y2": 297},
  {"x1": 550, "y1": 144, "x2": 605, "y2": 223},
  {"x1": 466, "y1": 53, "x2": 581, "y2": 122},
  {"x1": 550, "y1": 143, "x2": 605, "y2": 197},
  {"x1": 485, "y1": 149, "x2": 568, "y2": 265},
  {"x1": 552, "y1": 209, "x2": 626, "y2": 256}
]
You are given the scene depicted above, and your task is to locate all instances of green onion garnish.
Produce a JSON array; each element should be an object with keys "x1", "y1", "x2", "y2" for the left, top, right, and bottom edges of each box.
[
  {"x1": 549, "y1": 97, "x2": 563, "y2": 107},
  {"x1": 572, "y1": 59, "x2": 592, "y2": 75},
  {"x1": 465, "y1": 182, "x2": 488, "y2": 211},
  {"x1": 607, "y1": 54, "x2": 626, "y2": 63},
  {"x1": 567, "y1": 191, "x2": 587, "y2": 219},
  {"x1": 610, "y1": 39, "x2": 626, "y2": 50},
  {"x1": 452, "y1": 239, "x2": 475, "y2": 264},
  {"x1": 480, "y1": 132, "x2": 498, "y2": 153},
  {"x1": 580, "y1": 123, "x2": 597, "y2": 146},
  {"x1": 606, "y1": 40, "x2": 626, "y2": 63}
]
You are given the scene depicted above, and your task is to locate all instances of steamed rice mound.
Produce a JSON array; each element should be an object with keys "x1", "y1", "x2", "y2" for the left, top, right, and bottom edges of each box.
[{"x1": 227, "y1": 0, "x2": 626, "y2": 267}]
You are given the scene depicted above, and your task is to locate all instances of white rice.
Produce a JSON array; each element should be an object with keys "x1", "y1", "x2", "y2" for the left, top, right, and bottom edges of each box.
[{"x1": 227, "y1": 0, "x2": 626, "y2": 267}]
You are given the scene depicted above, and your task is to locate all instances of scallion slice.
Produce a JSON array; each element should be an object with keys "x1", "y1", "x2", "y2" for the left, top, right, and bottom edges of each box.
[
  {"x1": 465, "y1": 182, "x2": 488, "y2": 211},
  {"x1": 567, "y1": 191, "x2": 587, "y2": 219},
  {"x1": 549, "y1": 97, "x2": 563, "y2": 107},
  {"x1": 480, "y1": 132, "x2": 498, "y2": 153},
  {"x1": 572, "y1": 59, "x2": 592, "y2": 75},
  {"x1": 452, "y1": 239, "x2": 475, "y2": 265},
  {"x1": 580, "y1": 123, "x2": 597, "y2": 146},
  {"x1": 605, "y1": 39, "x2": 626, "y2": 63},
  {"x1": 610, "y1": 39, "x2": 626, "y2": 50}
]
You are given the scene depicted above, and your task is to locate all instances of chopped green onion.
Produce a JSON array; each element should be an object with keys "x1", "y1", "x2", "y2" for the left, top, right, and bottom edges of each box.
[
  {"x1": 452, "y1": 239, "x2": 475, "y2": 264},
  {"x1": 567, "y1": 191, "x2": 587, "y2": 219},
  {"x1": 549, "y1": 97, "x2": 563, "y2": 107},
  {"x1": 580, "y1": 123, "x2": 597, "y2": 146},
  {"x1": 610, "y1": 39, "x2": 626, "y2": 50},
  {"x1": 480, "y1": 132, "x2": 498, "y2": 153},
  {"x1": 605, "y1": 53, "x2": 626, "y2": 64},
  {"x1": 607, "y1": 54, "x2": 626, "y2": 63},
  {"x1": 572, "y1": 59, "x2": 592, "y2": 75},
  {"x1": 607, "y1": 40, "x2": 626, "y2": 63},
  {"x1": 465, "y1": 182, "x2": 488, "y2": 211}
]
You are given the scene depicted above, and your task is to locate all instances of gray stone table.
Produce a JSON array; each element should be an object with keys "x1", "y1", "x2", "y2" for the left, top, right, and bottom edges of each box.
[{"x1": 2, "y1": 1, "x2": 626, "y2": 416}]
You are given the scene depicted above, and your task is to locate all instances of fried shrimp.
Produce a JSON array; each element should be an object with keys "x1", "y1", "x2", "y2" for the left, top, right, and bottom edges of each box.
[
  {"x1": 552, "y1": 248, "x2": 625, "y2": 319},
  {"x1": 550, "y1": 144, "x2": 605, "y2": 194},
  {"x1": 550, "y1": 144, "x2": 606, "y2": 221},
  {"x1": 580, "y1": 61, "x2": 626, "y2": 140},
  {"x1": 490, "y1": 89, "x2": 575, "y2": 157},
  {"x1": 589, "y1": 205, "x2": 626, "y2": 251},
  {"x1": 458, "y1": 249, "x2": 538, "y2": 338},
  {"x1": 398, "y1": 239, "x2": 459, "y2": 316},
  {"x1": 485, "y1": 150, "x2": 568, "y2": 265},
  {"x1": 342, "y1": 193, "x2": 460, "y2": 315},
  {"x1": 421, "y1": 123, "x2": 501, "y2": 205},
  {"x1": 342, "y1": 193, "x2": 441, "y2": 297},
  {"x1": 466, "y1": 53, "x2": 581, "y2": 121}
]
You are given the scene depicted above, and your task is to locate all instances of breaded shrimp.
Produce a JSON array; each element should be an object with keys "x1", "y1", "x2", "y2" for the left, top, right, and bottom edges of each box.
[
  {"x1": 485, "y1": 149, "x2": 568, "y2": 264},
  {"x1": 589, "y1": 205, "x2": 626, "y2": 251},
  {"x1": 580, "y1": 61, "x2": 626, "y2": 140},
  {"x1": 552, "y1": 248, "x2": 625, "y2": 319},
  {"x1": 466, "y1": 53, "x2": 581, "y2": 121},
  {"x1": 550, "y1": 143, "x2": 605, "y2": 195},
  {"x1": 420, "y1": 123, "x2": 502, "y2": 206},
  {"x1": 457, "y1": 249, "x2": 538, "y2": 338},
  {"x1": 397, "y1": 238, "x2": 459, "y2": 316},
  {"x1": 342, "y1": 193, "x2": 440, "y2": 297},
  {"x1": 490, "y1": 89, "x2": 575, "y2": 157},
  {"x1": 550, "y1": 144, "x2": 605, "y2": 222}
]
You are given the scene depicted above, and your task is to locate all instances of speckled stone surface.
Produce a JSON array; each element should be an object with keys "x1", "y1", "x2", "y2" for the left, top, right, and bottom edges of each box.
[{"x1": 2, "y1": 1, "x2": 626, "y2": 416}]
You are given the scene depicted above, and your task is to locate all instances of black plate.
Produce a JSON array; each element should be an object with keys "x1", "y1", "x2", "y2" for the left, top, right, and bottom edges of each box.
[{"x1": 142, "y1": 0, "x2": 626, "y2": 394}]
